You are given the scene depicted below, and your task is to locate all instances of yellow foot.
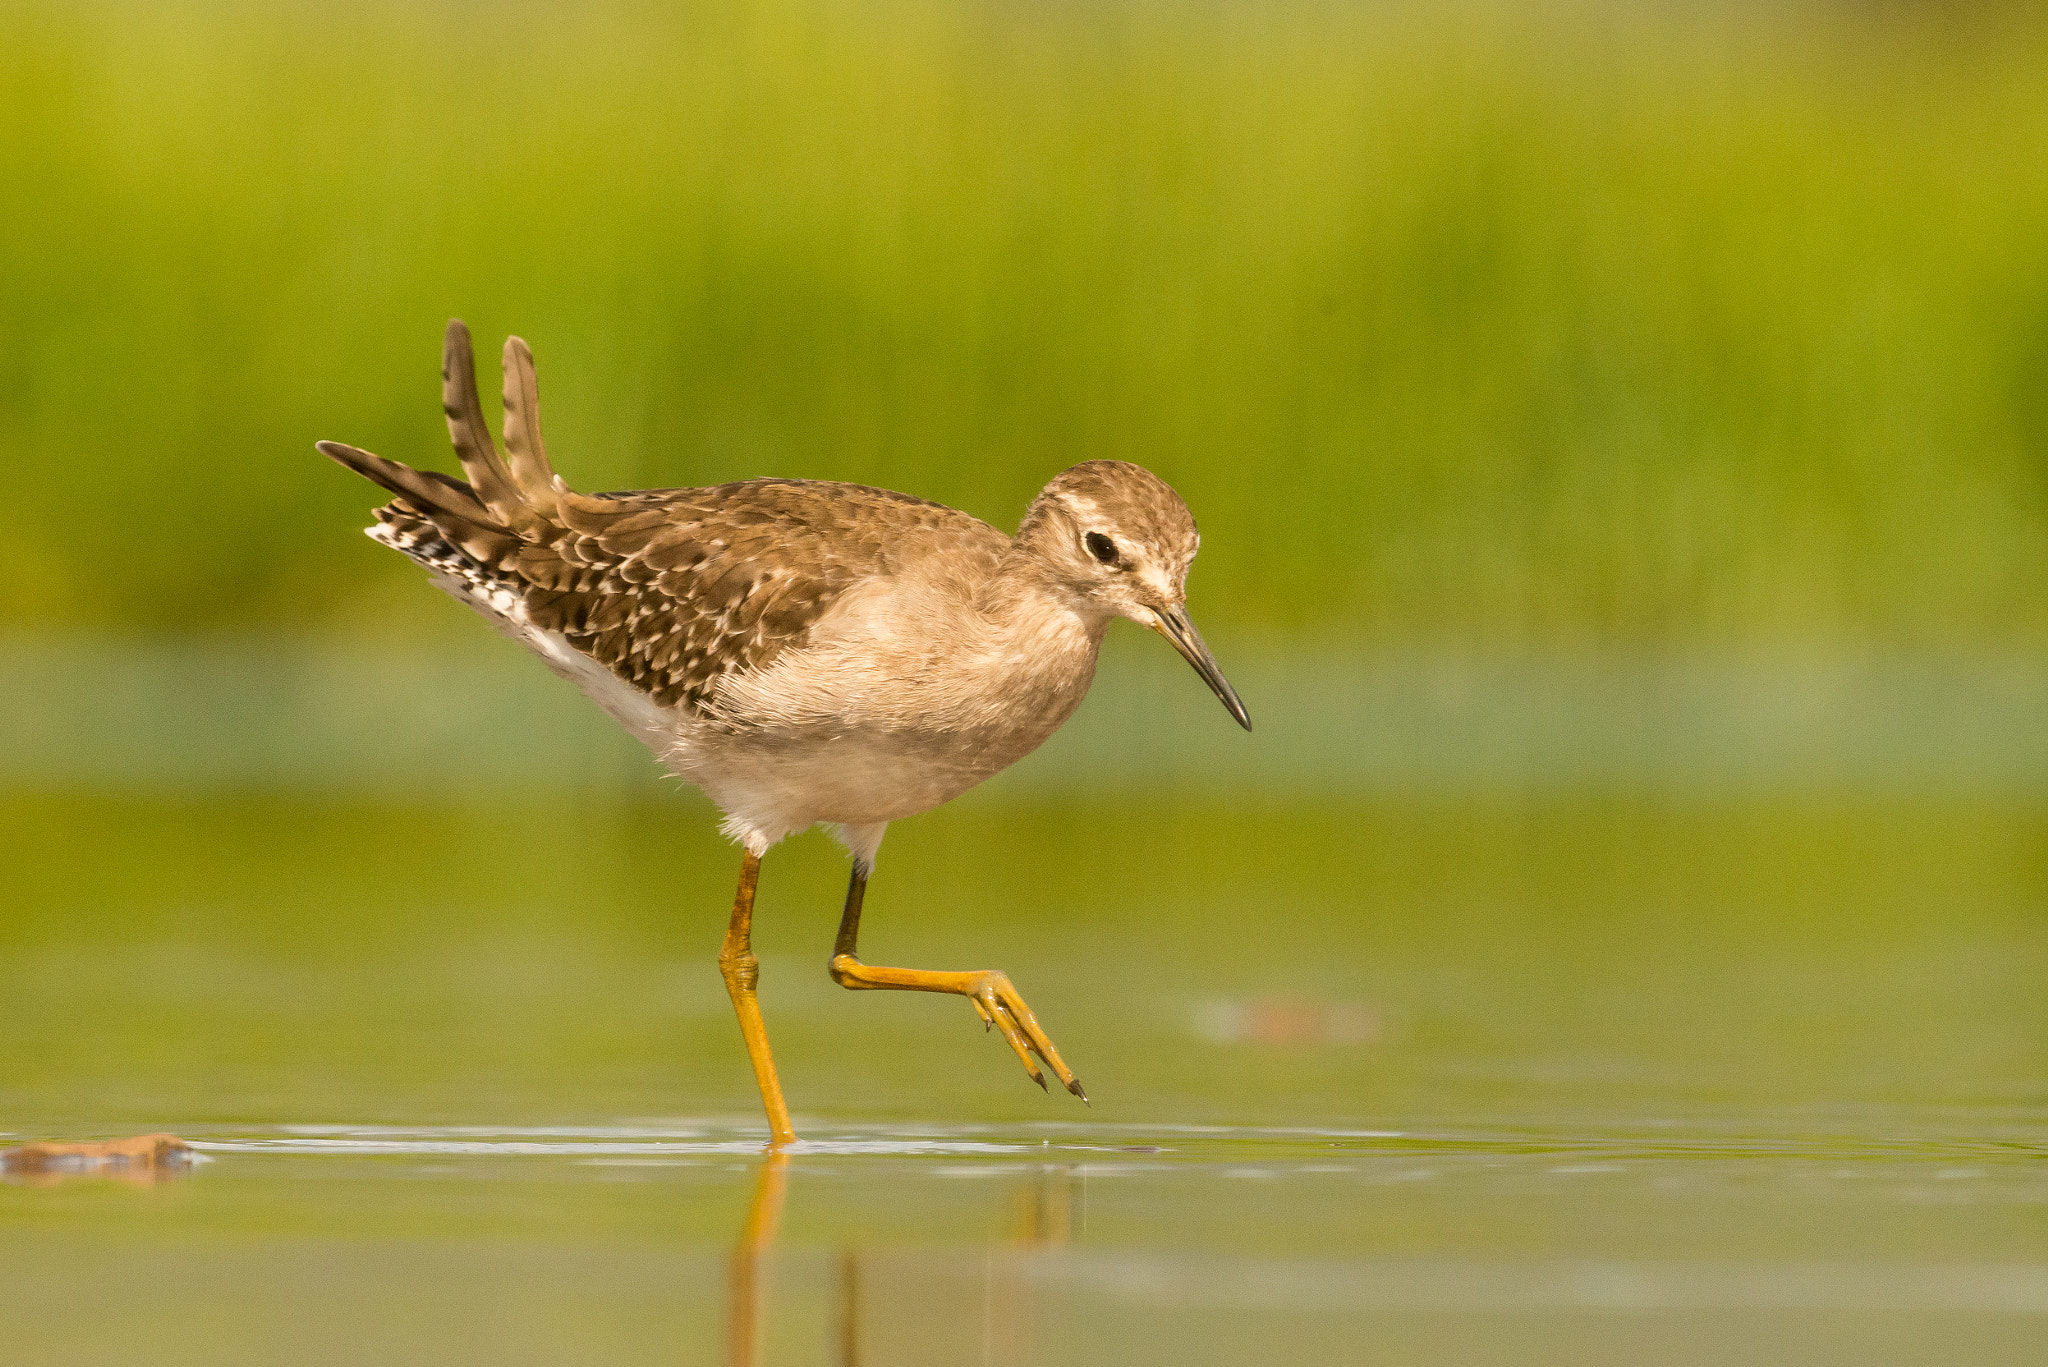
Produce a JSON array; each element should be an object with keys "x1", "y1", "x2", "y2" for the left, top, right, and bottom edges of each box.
[
  {"x1": 963, "y1": 969, "x2": 1088, "y2": 1102},
  {"x1": 828, "y1": 956, "x2": 1087, "y2": 1102}
]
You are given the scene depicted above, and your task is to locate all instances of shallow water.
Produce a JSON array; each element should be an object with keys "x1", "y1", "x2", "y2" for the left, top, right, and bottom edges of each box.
[
  {"x1": 3, "y1": 794, "x2": 2045, "y2": 1362},
  {"x1": 9, "y1": 1117, "x2": 2048, "y2": 1365}
]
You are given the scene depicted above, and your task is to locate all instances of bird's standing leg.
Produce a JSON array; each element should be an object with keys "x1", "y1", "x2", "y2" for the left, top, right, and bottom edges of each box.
[
  {"x1": 719, "y1": 852, "x2": 797, "y2": 1145},
  {"x1": 828, "y1": 867, "x2": 1086, "y2": 1101}
]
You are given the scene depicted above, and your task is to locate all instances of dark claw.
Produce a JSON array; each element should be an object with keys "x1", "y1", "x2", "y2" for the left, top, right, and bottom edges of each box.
[
  {"x1": 1033, "y1": 1071, "x2": 1049, "y2": 1092},
  {"x1": 1068, "y1": 1078, "x2": 1089, "y2": 1105}
]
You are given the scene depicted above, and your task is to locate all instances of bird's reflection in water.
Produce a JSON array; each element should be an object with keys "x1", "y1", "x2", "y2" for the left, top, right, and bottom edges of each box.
[
  {"x1": 835, "y1": 1248, "x2": 861, "y2": 1367},
  {"x1": 724, "y1": 1155, "x2": 1081, "y2": 1367},
  {"x1": 1014, "y1": 1163, "x2": 1079, "y2": 1248},
  {"x1": 726, "y1": 1151, "x2": 789, "y2": 1367}
]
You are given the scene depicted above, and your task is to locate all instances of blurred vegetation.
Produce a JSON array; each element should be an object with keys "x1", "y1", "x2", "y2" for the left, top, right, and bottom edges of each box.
[{"x1": 4, "y1": 0, "x2": 2048, "y2": 646}]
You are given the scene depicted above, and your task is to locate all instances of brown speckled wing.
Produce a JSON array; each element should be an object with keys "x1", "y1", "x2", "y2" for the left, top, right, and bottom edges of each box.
[
  {"x1": 321, "y1": 322, "x2": 1000, "y2": 714},
  {"x1": 526, "y1": 480, "x2": 986, "y2": 710}
]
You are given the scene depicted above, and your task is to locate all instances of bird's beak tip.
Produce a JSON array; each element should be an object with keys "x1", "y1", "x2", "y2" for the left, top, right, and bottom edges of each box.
[{"x1": 1150, "y1": 603, "x2": 1252, "y2": 734}]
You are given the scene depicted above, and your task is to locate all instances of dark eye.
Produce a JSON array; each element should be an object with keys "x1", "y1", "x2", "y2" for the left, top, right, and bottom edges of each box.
[{"x1": 1085, "y1": 532, "x2": 1119, "y2": 565}]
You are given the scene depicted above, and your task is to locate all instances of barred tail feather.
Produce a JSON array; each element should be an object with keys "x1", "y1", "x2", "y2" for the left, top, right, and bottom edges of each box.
[
  {"x1": 319, "y1": 319, "x2": 580, "y2": 541},
  {"x1": 433, "y1": 319, "x2": 526, "y2": 527},
  {"x1": 315, "y1": 439, "x2": 484, "y2": 524},
  {"x1": 500, "y1": 335, "x2": 565, "y2": 519},
  {"x1": 319, "y1": 322, "x2": 602, "y2": 624}
]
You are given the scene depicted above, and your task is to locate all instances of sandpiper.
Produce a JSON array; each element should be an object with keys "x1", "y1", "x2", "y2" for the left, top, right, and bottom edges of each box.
[{"x1": 319, "y1": 322, "x2": 1250, "y2": 1143}]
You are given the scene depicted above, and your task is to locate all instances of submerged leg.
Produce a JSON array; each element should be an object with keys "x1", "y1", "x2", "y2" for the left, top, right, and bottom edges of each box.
[
  {"x1": 719, "y1": 851, "x2": 797, "y2": 1145},
  {"x1": 828, "y1": 866, "x2": 1086, "y2": 1102}
]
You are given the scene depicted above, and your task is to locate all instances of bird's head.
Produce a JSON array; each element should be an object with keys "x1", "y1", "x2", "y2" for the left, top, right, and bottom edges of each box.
[{"x1": 1019, "y1": 460, "x2": 1251, "y2": 731}]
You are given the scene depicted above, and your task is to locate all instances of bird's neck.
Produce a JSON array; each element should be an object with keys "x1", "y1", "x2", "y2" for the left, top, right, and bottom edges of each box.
[
  {"x1": 980, "y1": 536, "x2": 1113, "y2": 653},
  {"x1": 936, "y1": 538, "x2": 1111, "y2": 737}
]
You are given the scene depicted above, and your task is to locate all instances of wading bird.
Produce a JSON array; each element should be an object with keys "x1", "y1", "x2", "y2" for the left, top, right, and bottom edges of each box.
[{"x1": 319, "y1": 323, "x2": 1249, "y2": 1143}]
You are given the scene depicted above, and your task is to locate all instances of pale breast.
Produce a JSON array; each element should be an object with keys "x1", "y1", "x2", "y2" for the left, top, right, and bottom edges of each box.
[{"x1": 672, "y1": 569, "x2": 1107, "y2": 837}]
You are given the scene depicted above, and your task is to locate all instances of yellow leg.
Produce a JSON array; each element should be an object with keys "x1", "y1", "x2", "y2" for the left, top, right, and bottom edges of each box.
[
  {"x1": 719, "y1": 852, "x2": 797, "y2": 1145},
  {"x1": 828, "y1": 868, "x2": 1087, "y2": 1101}
]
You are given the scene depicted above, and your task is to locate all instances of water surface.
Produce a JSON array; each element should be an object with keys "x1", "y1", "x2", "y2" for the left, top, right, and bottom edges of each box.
[{"x1": 3, "y1": 794, "x2": 2044, "y2": 1363}]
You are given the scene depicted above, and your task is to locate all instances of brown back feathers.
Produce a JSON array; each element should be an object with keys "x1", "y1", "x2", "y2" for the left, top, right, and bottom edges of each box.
[{"x1": 318, "y1": 321, "x2": 996, "y2": 712}]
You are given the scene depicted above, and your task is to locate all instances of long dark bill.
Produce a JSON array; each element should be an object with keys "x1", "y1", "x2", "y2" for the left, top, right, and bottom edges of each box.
[{"x1": 1150, "y1": 605, "x2": 1252, "y2": 731}]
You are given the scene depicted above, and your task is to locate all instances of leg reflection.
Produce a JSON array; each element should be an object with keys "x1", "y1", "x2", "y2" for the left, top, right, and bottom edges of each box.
[
  {"x1": 727, "y1": 1151, "x2": 789, "y2": 1367},
  {"x1": 974, "y1": 1164, "x2": 1078, "y2": 1367},
  {"x1": 836, "y1": 1248, "x2": 861, "y2": 1367},
  {"x1": 721, "y1": 1157, "x2": 1075, "y2": 1367},
  {"x1": 1015, "y1": 1163, "x2": 1078, "y2": 1249}
]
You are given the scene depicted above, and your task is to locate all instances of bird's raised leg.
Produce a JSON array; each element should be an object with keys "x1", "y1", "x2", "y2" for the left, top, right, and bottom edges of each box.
[
  {"x1": 719, "y1": 851, "x2": 797, "y2": 1145},
  {"x1": 828, "y1": 867, "x2": 1086, "y2": 1101}
]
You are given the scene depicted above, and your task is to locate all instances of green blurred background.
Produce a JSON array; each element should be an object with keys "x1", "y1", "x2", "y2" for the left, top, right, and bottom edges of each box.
[
  {"x1": 7, "y1": 0, "x2": 2048, "y2": 644},
  {"x1": 3, "y1": 0, "x2": 2047, "y2": 1132}
]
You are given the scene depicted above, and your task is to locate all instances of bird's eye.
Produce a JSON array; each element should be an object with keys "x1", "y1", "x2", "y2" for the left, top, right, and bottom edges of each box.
[{"x1": 1085, "y1": 532, "x2": 1119, "y2": 565}]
